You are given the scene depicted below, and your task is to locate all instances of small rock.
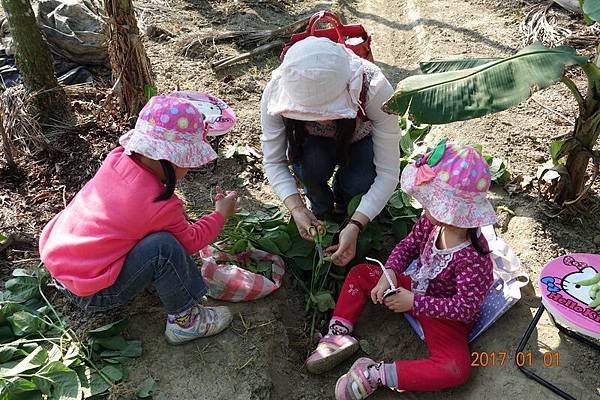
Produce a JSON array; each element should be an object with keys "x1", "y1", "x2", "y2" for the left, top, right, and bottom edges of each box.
[{"x1": 594, "y1": 235, "x2": 600, "y2": 245}]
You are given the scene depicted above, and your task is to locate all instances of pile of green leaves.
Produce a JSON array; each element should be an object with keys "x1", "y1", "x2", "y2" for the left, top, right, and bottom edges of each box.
[
  {"x1": 216, "y1": 259, "x2": 274, "y2": 280},
  {"x1": 215, "y1": 206, "x2": 293, "y2": 258},
  {"x1": 0, "y1": 268, "x2": 156, "y2": 400}
]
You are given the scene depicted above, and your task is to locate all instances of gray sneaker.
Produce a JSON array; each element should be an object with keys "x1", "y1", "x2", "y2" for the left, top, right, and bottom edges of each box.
[{"x1": 165, "y1": 305, "x2": 232, "y2": 345}]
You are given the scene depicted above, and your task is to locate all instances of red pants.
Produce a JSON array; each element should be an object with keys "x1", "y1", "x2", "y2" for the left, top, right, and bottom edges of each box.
[{"x1": 333, "y1": 263, "x2": 472, "y2": 392}]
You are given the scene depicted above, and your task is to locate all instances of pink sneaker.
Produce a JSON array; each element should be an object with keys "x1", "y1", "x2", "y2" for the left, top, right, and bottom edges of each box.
[
  {"x1": 335, "y1": 357, "x2": 381, "y2": 400},
  {"x1": 305, "y1": 334, "x2": 359, "y2": 374}
]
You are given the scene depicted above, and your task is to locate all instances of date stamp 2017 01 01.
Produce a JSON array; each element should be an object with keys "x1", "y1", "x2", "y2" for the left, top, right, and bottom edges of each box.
[{"x1": 471, "y1": 351, "x2": 560, "y2": 367}]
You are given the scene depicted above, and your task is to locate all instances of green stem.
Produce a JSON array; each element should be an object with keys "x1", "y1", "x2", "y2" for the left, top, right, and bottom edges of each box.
[
  {"x1": 287, "y1": 263, "x2": 310, "y2": 294},
  {"x1": 561, "y1": 76, "x2": 586, "y2": 116},
  {"x1": 309, "y1": 309, "x2": 318, "y2": 342},
  {"x1": 319, "y1": 262, "x2": 333, "y2": 292}
]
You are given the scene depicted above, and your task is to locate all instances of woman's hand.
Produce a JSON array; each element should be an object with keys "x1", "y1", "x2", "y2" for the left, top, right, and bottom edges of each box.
[
  {"x1": 325, "y1": 224, "x2": 359, "y2": 267},
  {"x1": 214, "y1": 186, "x2": 240, "y2": 220},
  {"x1": 291, "y1": 207, "x2": 324, "y2": 241},
  {"x1": 370, "y1": 272, "x2": 397, "y2": 304},
  {"x1": 383, "y1": 288, "x2": 414, "y2": 313}
]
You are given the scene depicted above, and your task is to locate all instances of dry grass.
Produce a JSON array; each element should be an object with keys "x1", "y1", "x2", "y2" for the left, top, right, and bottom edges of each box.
[{"x1": 0, "y1": 85, "x2": 47, "y2": 168}]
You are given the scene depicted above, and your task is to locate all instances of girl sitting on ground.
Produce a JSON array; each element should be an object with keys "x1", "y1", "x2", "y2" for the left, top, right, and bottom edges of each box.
[
  {"x1": 306, "y1": 141, "x2": 496, "y2": 399},
  {"x1": 39, "y1": 92, "x2": 238, "y2": 345}
]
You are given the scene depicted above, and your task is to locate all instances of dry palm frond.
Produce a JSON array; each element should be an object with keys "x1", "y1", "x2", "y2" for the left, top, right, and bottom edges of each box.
[
  {"x1": 177, "y1": 17, "x2": 309, "y2": 61},
  {"x1": 0, "y1": 85, "x2": 47, "y2": 167},
  {"x1": 519, "y1": 3, "x2": 572, "y2": 46}
]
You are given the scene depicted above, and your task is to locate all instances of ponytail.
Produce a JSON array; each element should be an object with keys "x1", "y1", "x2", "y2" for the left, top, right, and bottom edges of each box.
[
  {"x1": 469, "y1": 228, "x2": 491, "y2": 256},
  {"x1": 283, "y1": 117, "x2": 308, "y2": 164},
  {"x1": 334, "y1": 118, "x2": 357, "y2": 165},
  {"x1": 154, "y1": 160, "x2": 176, "y2": 202}
]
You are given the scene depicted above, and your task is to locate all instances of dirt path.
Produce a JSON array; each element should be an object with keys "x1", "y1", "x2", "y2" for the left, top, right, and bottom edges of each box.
[{"x1": 124, "y1": 0, "x2": 599, "y2": 398}]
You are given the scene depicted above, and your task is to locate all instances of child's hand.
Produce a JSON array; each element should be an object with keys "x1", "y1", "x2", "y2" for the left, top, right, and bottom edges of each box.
[
  {"x1": 383, "y1": 288, "x2": 414, "y2": 313},
  {"x1": 370, "y1": 273, "x2": 396, "y2": 304},
  {"x1": 214, "y1": 186, "x2": 239, "y2": 220}
]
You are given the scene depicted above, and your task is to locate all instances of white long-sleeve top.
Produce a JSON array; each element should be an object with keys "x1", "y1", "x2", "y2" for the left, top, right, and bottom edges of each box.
[{"x1": 260, "y1": 67, "x2": 401, "y2": 220}]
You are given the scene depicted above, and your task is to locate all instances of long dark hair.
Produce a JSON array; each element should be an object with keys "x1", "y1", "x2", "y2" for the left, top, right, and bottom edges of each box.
[
  {"x1": 283, "y1": 117, "x2": 357, "y2": 165},
  {"x1": 468, "y1": 228, "x2": 491, "y2": 256},
  {"x1": 154, "y1": 160, "x2": 176, "y2": 202}
]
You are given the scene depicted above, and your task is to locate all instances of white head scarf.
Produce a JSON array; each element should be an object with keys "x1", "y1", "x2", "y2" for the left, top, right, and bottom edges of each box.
[{"x1": 266, "y1": 36, "x2": 364, "y2": 121}]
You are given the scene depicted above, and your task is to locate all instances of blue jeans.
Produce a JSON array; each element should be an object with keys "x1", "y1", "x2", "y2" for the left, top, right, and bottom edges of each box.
[
  {"x1": 293, "y1": 135, "x2": 377, "y2": 218},
  {"x1": 59, "y1": 232, "x2": 207, "y2": 314}
]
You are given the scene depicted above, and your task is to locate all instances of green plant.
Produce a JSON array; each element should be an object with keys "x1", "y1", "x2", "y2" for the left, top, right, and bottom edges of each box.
[
  {"x1": 384, "y1": 4, "x2": 600, "y2": 210},
  {"x1": 216, "y1": 258, "x2": 274, "y2": 280},
  {"x1": 215, "y1": 208, "x2": 292, "y2": 257},
  {"x1": 0, "y1": 268, "x2": 157, "y2": 399},
  {"x1": 304, "y1": 226, "x2": 337, "y2": 339}
]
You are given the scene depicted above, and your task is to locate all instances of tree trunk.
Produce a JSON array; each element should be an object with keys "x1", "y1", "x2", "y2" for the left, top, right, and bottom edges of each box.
[
  {"x1": 557, "y1": 114, "x2": 600, "y2": 204},
  {"x1": 556, "y1": 70, "x2": 600, "y2": 205},
  {"x1": 105, "y1": 0, "x2": 155, "y2": 116},
  {"x1": 1, "y1": 0, "x2": 70, "y2": 123}
]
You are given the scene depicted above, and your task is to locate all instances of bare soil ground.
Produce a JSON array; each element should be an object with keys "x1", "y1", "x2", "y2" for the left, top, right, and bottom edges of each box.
[{"x1": 1, "y1": 0, "x2": 599, "y2": 399}]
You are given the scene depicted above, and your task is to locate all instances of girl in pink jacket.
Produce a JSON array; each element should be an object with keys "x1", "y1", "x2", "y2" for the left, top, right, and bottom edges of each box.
[{"x1": 39, "y1": 92, "x2": 238, "y2": 345}]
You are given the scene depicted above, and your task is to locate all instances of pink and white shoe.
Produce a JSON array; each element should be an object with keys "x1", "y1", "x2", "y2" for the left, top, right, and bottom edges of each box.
[
  {"x1": 335, "y1": 357, "x2": 381, "y2": 400},
  {"x1": 305, "y1": 334, "x2": 359, "y2": 374}
]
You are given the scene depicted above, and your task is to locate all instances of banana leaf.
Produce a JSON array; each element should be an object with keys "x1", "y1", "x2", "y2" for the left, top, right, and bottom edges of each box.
[
  {"x1": 420, "y1": 58, "x2": 500, "y2": 73},
  {"x1": 383, "y1": 43, "x2": 589, "y2": 124},
  {"x1": 582, "y1": 0, "x2": 600, "y2": 22}
]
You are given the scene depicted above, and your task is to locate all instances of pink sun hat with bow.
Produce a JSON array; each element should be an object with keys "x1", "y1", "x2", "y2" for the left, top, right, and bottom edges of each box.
[
  {"x1": 401, "y1": 140, "x2": 497, "y2": 228},
  {"x1": 119, "y1": 92, "x2": 236, "y2": 168}
]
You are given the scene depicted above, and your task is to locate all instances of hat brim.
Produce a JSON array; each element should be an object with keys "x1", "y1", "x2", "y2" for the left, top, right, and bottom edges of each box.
[
  {"x1": 119, "y1": 129, "x2": 217, "y2": 168},
  {"x1": 401, "y1": 165, "x2": 497, "y2": 229}
]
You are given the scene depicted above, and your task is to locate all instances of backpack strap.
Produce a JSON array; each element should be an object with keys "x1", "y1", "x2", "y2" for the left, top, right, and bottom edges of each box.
[{"x1": 357, "y1": 73, "x2": 369, "y2": 122}]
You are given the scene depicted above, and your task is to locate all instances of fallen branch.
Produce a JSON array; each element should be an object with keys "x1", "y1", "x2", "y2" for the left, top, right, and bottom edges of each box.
[
  {"x1": 211, "y1": 40, "x2": 284, "y2": 71},
  {"x1": 565, "y1": 24, "x2": 600, "y2": 49},
  {"x1": 177, "y1": 31, "x2": 260, "y2": 58}
]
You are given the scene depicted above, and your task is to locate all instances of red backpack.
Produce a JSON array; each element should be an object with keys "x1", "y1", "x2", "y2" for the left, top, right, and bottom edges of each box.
[
  {"x1": 280, "y1": 11, "x2": 373, "y2": 121},
  {"x1": 280, "y1": 11, "x2": 374, "y2": 62}
]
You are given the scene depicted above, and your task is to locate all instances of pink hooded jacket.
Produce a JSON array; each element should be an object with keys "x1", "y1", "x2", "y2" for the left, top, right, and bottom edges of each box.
[{"x1": 39, "y1": 147, "x2": 224, "y2": 296}]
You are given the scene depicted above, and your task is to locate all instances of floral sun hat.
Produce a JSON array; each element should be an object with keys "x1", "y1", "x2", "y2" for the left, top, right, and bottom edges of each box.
[
  {"x1": 401, "y1": 140, "x2": 497, "y2": 228},
  {"x1": 266, "y1": 36, "x2": 364, "y2": 121},
  {"x1": 119, "y1": 92, "x2": 235, "y2": 168}
]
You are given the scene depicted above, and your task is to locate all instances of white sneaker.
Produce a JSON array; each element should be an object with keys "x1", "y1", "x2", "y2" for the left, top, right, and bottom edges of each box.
[{"x1": 165, "y1": 305, "x2": 232, "y2": 345}]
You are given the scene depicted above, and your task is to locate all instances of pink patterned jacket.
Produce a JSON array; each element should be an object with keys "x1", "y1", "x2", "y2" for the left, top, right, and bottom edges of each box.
[{"x1": 385, "y1": 216, "x2": 493, "y2": 322}]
